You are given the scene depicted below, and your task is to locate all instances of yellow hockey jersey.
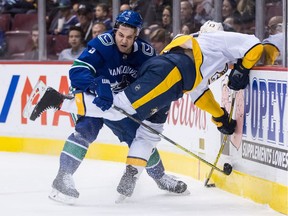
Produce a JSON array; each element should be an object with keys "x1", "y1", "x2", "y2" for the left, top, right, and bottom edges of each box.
[{"x1": 161, "y1": 31, "x2": 263, "y2": 117}]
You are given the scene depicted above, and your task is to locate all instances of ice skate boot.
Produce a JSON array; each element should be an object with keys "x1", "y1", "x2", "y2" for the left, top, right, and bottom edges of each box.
[
  {"x1": 23, "y1": 80, "x2": 73, "y2": 121},
  {"x1": 116, "y1": 165, "x2": 138, "y2": 203},
  {"x1": 154, "y1": 174, "x2": 189, "y2": 195},
  {"x1": 49, "y1": 172, "x2": 79, "y2": 205}
]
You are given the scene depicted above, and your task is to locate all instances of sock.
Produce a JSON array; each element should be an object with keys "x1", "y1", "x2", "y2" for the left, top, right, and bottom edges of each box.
[
  {"x1": 146, "y1": 148, "x2": 165, "y2": 179},
  {"x1": 59, "y1": 134, "x2": 89, "y2": 174}
]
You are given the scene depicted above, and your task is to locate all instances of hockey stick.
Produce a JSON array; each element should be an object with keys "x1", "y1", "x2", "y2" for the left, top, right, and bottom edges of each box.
[
  {"x1": 204, "y1": 90, "x2": 236, "y2": 187},
  {"x1": 113, "y1": 106, "x2": 232, "y2": 175}
]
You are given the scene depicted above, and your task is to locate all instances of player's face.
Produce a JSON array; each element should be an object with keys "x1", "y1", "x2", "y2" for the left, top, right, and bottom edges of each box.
[{"x1": 115, "y1": 25, "x2": 137, "y2": 54}]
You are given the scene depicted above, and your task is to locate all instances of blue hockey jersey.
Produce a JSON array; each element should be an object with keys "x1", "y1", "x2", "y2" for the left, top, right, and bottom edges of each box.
[{"x1": 69, "y1": 30, "x2": 156, "y2": 93}]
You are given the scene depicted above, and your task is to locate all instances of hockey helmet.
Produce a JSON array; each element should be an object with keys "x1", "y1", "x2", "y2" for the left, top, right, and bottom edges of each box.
[
  {"x1": 199, "y1": 20, "x2": 224, "y2": 33},
  {"x1": 114, "y1": 10, "x2": 143, "y2": 35}
]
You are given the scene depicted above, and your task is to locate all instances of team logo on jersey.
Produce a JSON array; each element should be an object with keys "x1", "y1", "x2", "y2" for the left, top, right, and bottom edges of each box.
[
  {"x1": 208, "y1": 63, "x2": 228, "y2": 84},
  {"x1": 98, "y1": 33, "x2": 114, "y2": 46},
  {"x1": 112, "y1": 75, "x2": 130, "y2": 93},
  {"x1": 141, "y1": 43, "x2": 154, "y2": 56},
  {"x1": 88, "y1": 47, "x2": 96, "y2": 54},
  {"x1": 150, "y1": 107, "x2": 159, "y2": 116},
  {"x1": 135, "y1": 84, "x2": 141, "y2": 91}
]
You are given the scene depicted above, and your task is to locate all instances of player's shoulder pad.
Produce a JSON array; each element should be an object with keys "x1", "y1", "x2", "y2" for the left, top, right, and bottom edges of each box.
[
  {"x1": 135, "y1": 37, "x2": 155, "y2": 57},
  {"x1": 87, "y1": 31, "x2": 115, "y2": 54}
]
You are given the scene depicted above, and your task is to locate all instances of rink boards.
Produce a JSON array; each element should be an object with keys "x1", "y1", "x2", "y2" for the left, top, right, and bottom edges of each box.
[{"x1": 0, "y1": 62, "x2": 287, "y2": 215}]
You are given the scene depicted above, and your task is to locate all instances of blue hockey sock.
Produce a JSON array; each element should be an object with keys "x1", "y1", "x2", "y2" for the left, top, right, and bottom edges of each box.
[
  {"x1": 145, "y1": 148, "x2": 165, "y2": 179},
  {"x1": 59, "y1": 136, "x2": 89, "y2": 174}
]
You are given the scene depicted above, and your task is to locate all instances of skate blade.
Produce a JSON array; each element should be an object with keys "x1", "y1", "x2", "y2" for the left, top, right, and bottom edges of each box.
[
  {"x1": 179, "y1": 189, "x2": 190, "y2": 196},
  {"x1": 167, "y1": 189, "x2": 191, "y2": 196},
  {"x1": 115, "y1": 194, "x2": 128, "y2": 204},
  {"x1": 23, "y1": 80, "x2": 47, "y2": 119},
  {"x1": 48, "y1": 188, "x2": 77, "y2": 205}
]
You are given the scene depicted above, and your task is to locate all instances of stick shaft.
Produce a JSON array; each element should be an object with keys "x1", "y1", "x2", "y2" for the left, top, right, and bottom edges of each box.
[
  {"x1": 205, "y1": 91, "x2": 236, "y2": 186},
  {"x1": 113, "y1": 106, "x2": 229, "y2": 175}
]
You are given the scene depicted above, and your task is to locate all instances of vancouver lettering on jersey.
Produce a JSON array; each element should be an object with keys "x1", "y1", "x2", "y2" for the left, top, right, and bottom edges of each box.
[{"x1": 109, "y1": 65, "x2": 137, "y2": 78}]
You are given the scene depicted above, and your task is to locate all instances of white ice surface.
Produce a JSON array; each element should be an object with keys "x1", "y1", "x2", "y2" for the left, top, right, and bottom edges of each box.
[{"x1": 0, "y1": 152, "x2": 283, "y2": 216}]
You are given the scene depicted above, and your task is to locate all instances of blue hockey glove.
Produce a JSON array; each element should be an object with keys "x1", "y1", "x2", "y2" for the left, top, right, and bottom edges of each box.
[
  {"x1": 89, "y1": 76, "x2": 113, "y2": 111},
  {"x1": 211, "y1": 108, "x2": 236, "y2": 135},
  {"x1": 228, "y1": 59, "x2": 250, "y2": 91}
]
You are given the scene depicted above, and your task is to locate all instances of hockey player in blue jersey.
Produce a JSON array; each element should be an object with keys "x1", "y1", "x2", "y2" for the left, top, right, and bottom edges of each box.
[
  {"x1": 26, "y1": 10, "x2": 188, "y2": 204},
  {"x1": 24, "y1": 21, "x2": 264, "y2": 201}
]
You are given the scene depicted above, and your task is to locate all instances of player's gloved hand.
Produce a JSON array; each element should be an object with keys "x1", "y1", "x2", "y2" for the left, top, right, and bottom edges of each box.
[
  {"x1": 228, "y1": 59, "x2": 250, "y2": 91},
  {"x1": 211, "y1": 108, "x2": 236, "y2": 135},
  {"x1": 89, "y1": 76, "x2": 113, "y2": 111}
]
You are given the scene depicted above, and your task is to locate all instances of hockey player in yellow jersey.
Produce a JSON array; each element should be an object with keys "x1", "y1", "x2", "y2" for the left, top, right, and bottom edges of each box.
[{"x1": 24, "y1": 21, "x2": 264, "y2": 201}]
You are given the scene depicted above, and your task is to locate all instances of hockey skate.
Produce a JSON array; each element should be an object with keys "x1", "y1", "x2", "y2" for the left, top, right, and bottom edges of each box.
[
  {"x1": 48, "y1": 172, "x2": 79, "y2": 205},
  {"x1": 115, "y1": 165, "x2": 138, "y2": 203},
  {"x1": 23, "y1": 80, "x2": 73, "y2": 121},
  {"x1": 153, "y1": 174, "x2": 190, "y2": 195}
]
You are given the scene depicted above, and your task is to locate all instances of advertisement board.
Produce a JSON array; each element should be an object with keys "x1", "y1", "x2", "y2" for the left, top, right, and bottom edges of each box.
[
  {"x1": 0, "y1": 63, "x2": 119, "y2": 144},
  {"x1": 0, "y1": 63, "x2": 287, "y2": 214}
]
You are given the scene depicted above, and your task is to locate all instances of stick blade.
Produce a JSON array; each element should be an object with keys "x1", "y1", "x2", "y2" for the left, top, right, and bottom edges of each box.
[{"x1": 205, "y1": 183, "x2": 216, "y2": 188}]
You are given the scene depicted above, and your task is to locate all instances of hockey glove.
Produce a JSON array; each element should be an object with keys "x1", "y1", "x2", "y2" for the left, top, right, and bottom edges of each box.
[
  {"x1": 89, "y1": 76, "x2": 113, "y2": 111},
  {"x1": 228, "y1": 59, "x2": 250, "y2": 91},
  {"x1": 211, "y1": 108, "x2": 236, "y2": 135}
]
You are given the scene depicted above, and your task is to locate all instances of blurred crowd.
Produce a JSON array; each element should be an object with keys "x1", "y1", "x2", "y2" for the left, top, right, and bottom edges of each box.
[{"x1": 0, "y1": 0, "x2": 285, "y2": 65}]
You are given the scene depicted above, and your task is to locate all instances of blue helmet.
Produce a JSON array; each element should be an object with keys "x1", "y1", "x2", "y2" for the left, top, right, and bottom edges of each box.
[{"x1": 114, "y1": 10, "x2": 143, "y2": 35}]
